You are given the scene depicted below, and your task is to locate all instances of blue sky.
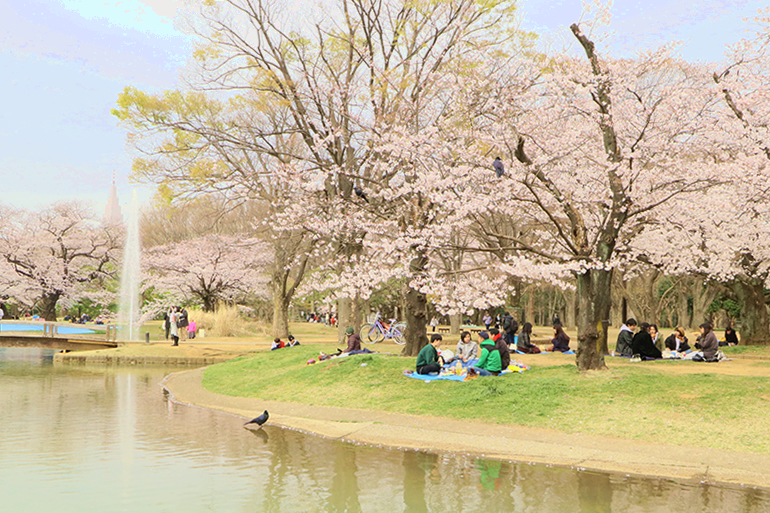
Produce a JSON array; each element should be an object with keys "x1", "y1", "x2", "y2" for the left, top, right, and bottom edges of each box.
[{"x1": 0, "y1": 0, "x2": 766, "y2": 214}]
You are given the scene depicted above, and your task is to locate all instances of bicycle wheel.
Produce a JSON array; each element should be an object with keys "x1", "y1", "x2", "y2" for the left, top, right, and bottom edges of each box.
[
  {"x1": 390, "y1": 324, "x2": 406, "y2": 345},
  {"x1": 362, "y1": 323, "x2": 382, "y2": 343}
]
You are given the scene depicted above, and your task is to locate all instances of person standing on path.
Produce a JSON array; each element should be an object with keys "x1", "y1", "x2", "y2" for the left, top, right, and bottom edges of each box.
[
  {"x1": 163, "y1": 308, "x2": 171, "y2": 340},
  {"x1": 170, "y1": 307, "x2": 180, "y2": 346},
  {"x1": 430, "y1": 316, "x2": 438, "y2": 333},
  {"x1": 178, "y1": 307, "x2": 189, "y2": 341}
]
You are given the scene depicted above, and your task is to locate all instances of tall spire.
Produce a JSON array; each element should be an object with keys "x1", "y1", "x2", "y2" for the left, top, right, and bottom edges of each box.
[{"x1": 104, "y1": 171, "x2": 123, "y2": 225}]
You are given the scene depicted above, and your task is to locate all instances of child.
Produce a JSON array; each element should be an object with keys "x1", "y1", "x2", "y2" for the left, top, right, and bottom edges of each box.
[
  {"x1": 271, "y1": 337, "x2": 286, "y2": 350},
  {"x1": 287, "y1": 334, "x2": 301, "y2": 347},
  {"x1": 187, "y1": 320, "x2": 197, "y2": 340},
  {"x1": 416, "y1": 334, "x2": 444, "y2": 374}
]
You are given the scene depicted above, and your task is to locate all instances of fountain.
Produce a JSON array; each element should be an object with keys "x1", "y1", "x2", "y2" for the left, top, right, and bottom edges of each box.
[{"x1": 118, "y1": 190, "x2": 141, "y2": 341}]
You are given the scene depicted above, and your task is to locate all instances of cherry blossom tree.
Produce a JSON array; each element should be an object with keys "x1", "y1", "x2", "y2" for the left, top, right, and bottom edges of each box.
[
  {"x1": 143, "y1": 234, "x2": 271, "y2": 311},
  {"x1": 707, "y1": 17, "x2": 770, "y2": 344},
  {"x1": 114, "y1": 0, "x2": 524, "y2": 351},
  {"x1": 332, "y1": 22, "x2": 729, "y2": 367},
  {"x1": 0, "y1": 203, "x2": 121, "y2": 320}
]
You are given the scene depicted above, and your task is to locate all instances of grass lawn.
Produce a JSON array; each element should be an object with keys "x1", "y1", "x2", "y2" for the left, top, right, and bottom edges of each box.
[{"x1": 202, "y1": 343, "x2": 770, "y2": 455}]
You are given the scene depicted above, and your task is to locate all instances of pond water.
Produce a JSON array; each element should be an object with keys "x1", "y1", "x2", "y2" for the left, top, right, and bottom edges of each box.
[{"x1": 1, "y1": 347, "x2": 768, "y2": 513}]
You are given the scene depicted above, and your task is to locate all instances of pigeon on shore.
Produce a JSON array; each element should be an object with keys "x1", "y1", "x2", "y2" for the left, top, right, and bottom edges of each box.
[{"x1": 244, "y1": 410, "x2": 269, "y2": 430}]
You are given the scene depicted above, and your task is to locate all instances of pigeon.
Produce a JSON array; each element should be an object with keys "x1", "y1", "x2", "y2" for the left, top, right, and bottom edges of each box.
[
  {"x1": 353, "y1": 185, "x2": 369, "y2": 203},
  {"x1": 493, "y1": 157, "x2": 505, "y2": 177},
  {"x1": 244, "y1": 410, "x2": 269, "y2": 430}
]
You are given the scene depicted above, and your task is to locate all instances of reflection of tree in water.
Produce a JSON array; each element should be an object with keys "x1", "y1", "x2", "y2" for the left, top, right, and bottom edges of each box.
[
  {"x1": 326, "y1": 444, "x2": 362, "y2": 512},
  {"x1": 578, "y1": 471, "x2": 612, "y2": 513},
  {"x1": 403, "y1": 451, "x2": 438, "y2": 513}
]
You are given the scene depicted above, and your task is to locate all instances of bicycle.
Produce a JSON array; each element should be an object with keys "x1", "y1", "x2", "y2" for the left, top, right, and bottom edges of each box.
[{"x1": 361, "y1": 313, "x2": 407, "y2": 345}]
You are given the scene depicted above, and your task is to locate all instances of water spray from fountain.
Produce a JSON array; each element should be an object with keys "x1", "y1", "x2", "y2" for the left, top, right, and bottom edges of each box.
[{"x1": 118, "y1": 190, "x2": 141, "y2": 342}]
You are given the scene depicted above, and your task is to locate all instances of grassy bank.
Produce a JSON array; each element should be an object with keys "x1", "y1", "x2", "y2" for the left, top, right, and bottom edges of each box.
[{"x1": 203, "y1": 344, "x2": 770, "y2": 455}]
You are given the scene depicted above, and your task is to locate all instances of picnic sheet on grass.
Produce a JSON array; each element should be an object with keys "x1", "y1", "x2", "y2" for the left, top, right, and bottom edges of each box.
[
  {"x1": 406, "y1": 366, "x2": 525, "y2": 382},
  {"x1": 610, "y1": 350, "x2": 730, "y2": 361},
  {"x1": 515, "y1": 349, "x2": 575, "y2": 355}
]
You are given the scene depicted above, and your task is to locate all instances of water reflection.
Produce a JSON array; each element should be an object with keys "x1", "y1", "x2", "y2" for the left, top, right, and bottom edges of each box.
[{"x1": 0, "y1": 347, "x2": 769, "y2": 512}]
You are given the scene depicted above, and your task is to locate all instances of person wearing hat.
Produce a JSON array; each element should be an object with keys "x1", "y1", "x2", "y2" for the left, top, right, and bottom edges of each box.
[
  {"x1": 416, "y1": 334, "x2": 444, "y2": 374},
  {"x1": 344, "y1": 327, "x2": 362, "y2": 353},
  {"x1": 472, "y1": 331, "x2": 502, "y2": 376}
]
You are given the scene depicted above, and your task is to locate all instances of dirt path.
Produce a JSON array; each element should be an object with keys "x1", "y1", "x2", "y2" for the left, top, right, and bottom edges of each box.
[{"x1": 164, "y1": 367, "x2": 770, "y2": 489}]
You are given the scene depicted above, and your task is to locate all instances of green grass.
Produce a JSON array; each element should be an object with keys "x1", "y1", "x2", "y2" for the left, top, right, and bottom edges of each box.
[
  {"x1": 203, "y1": 344, "x2": 770, "y2": 454},
  {"x1": 722, "y1": 344, "x2": 770, "y2": 355}
]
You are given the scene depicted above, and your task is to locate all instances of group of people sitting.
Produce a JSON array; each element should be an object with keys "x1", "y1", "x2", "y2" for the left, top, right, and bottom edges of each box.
[
  {"x1": 415, "y1": 323, "x2": 567, "y2": 377},
  {"x1": 614, "y1": 318, "x2": 734, "y2": 361},
  {"x1": 271, "y1": 335, "x2": 301, "y2": 350}
]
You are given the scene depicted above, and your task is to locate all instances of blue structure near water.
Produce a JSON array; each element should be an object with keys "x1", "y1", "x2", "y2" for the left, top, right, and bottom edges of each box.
[{"x1": 0, "y1": 323, "x2": 100, "y2": 335}]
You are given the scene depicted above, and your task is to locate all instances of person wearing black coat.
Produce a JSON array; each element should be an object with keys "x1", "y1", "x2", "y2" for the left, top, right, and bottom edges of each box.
[
  {"x1": 723, "y1": 326, "x2": 739, "y2": 346},
  {"x1": 664, "y1": 327, "x2": 690, "y2": 352},
  {"x1": 631, "y1": 322, "x2": 662, "y2": 359}
]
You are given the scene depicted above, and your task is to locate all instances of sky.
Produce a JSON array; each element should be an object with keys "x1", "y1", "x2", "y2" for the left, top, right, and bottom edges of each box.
[{"x1": 0, "y1": 0, "x2": 767, "y2": 216}]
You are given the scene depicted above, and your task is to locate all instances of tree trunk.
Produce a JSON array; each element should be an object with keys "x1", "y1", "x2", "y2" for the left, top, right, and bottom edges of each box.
[
  {"x1": 731, "y1": 278, "x2": 770, "y2": 345},
  {"x1": 402, "y1": 254, "x2": 429, "y2": 356},
  {"x1": 39, "y1": 292, "x2": 60, "y2": 321},
  {"x1": 337, "y1": 297, "x2": 353, "y2": 343},
  {"x1": 575, "y1": 269, "x2": 610, "y2": 370},
  {"x1": 201, "y1": 295, "x2": 216, "y2": 312},
  {"x1": 564, "y1": 290, "x2": 576, "y2": 329},
  {"x1": 450, "y1": 314, "x2": 461, "y2": 335},
  {"x1": 272, "y1": 295, "x2": 290, "y2": 338},
  {"x1": 525, "y1": 289, "x2": 535, "y2": 324},
  {"x1": 691, "y1": 281, "x2": 718, "y2": 327},
  {"x1": 402, "y1": 286, "x2": 428, "y2": 356},
  {"x1": 677, "y1": 290, "x2": 691, "y2": 329}
]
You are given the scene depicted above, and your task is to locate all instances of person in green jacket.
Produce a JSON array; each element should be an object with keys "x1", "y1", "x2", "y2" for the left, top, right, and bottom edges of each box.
[
  {"x1": 416, "y1": 334, "x2": 444, "y2": 374},
  {"x1": 471, "y1": 331, "x2": 502, "y2": 376}
]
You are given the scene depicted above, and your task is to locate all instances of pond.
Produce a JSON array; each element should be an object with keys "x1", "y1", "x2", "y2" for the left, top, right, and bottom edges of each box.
[{"x1": 0, "y1": 347, "x2": 768, "y2": 512}]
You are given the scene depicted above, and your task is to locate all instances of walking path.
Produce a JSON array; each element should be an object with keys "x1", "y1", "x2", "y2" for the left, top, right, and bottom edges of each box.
[{"x1": 163, "y1": 367, "x2": 770, "y2": 489}]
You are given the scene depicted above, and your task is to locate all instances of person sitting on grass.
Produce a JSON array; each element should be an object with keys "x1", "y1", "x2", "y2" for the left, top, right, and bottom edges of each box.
[
  {"x1": 471, "y1": 331, "x2": 502, "y2": 376},
  {"x1": 546, "y1": 323, "x2": 571, "y2": 353},
  {"x1": 722, "y1": 325, "x2": 739, "y2": 346},
  {"x1": 664, "y1": 327, "x2": 690, "y2": 352},
  {"x1": 695, "y1": 322, "x2": 719, "y2": 360},
  {"x1": 615, "y1": 318, "x2": 636, "y2": 356},
  {"x1": 650, "y1": 324, "x2": 663, "y2": 352},
  {"x1": 455, "y1": 331, "x2": 478, "y2": 364},
  {"x1": 344, "y1": 327, "x2": 362, "y2": 353},
  {"x1": 631, "y1": 322, "x2": 662, "y2": 359},
  {"x1": 489, "y1": 328, "x2": 510, "y2": 370},
  {"x1": 271, "y1": 337, "x2": 286, "y2": 350},
  {"x1": 287, "y1": 334, "x2": 301, "y2": 347},
  {"x1": 416, "y1": 334, "x2": 444, "y2": 375},
  {"x1": 516, "y1": 322, "x2": 540, "y2": 354}
]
